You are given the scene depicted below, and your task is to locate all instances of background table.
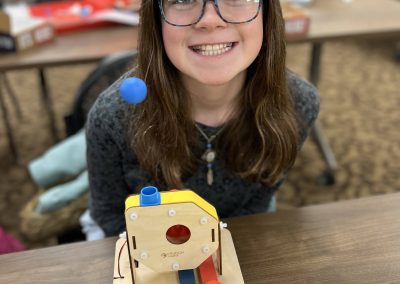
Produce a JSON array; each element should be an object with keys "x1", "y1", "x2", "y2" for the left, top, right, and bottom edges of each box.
[
  {"x1": 299, "y1": 0, "x2": 400, "y2": 42},
  {"x1": 0, "y1": 27, "x2": 138, "y2": 70},
  {"x1": 0, "y1": 27, "x2": 138, "y2": 162},
  {"x1": 292, "y1": 0, "x2": 400, "y2": 184},
  {"x1": 1, "y1": 193, "x2": 399, "y2": 283}
]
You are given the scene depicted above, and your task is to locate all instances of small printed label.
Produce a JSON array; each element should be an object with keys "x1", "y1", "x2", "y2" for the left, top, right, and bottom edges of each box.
[
  {"x1": 285, "y1": 19, "x2": 308, "y2": 34},
  {"x1": 34, "y1": 26, "x2": 54, "y2": 43},
  {"x1": 161, "y1": 251, "x2": 184, "y2": 258}
]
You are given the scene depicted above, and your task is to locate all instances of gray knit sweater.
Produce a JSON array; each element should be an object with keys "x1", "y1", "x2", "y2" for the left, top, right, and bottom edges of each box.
[{"x1": 86, "y1": 70, "x2": 320, "y2": 236}]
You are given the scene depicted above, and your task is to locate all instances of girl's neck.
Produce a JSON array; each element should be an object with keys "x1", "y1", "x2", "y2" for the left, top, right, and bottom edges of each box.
[{"x1": 182, "y1": 73, "x2": 246, "y2": 127}]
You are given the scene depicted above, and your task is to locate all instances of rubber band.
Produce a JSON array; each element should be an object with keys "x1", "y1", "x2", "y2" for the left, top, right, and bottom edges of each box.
[
  {"x1": 178, "y1": 269, "x2": 196, "y2": 284},
  {"x1": 199, "y1": 256, "x2": 221, "y2": 284}
]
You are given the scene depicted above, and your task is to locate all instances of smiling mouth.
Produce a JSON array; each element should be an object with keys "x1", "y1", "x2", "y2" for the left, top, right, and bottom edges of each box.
[{"x1": 189, "y1": 42, "x2": 235, "y2": 56}]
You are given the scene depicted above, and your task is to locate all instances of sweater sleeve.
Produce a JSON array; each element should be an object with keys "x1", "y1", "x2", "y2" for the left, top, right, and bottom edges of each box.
[
  {"x1": 86, "y1": 79, "x2": 131, "y2": 237},
  {"x1": 287, "y1": 70, "x2": 320, "y2": 146}
]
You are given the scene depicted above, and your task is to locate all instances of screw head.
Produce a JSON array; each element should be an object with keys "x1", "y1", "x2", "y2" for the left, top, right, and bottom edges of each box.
[
  {"x1": 200, "y1": 216, "x2": 208, "y2": 225},
  {"x1": 202, "y1": 245, "x2": 210, "y2": 254},
  {"x1": 130, "y1": 212, "x2": 138, "y2": 221},
  {"x1": 168, "y1": 209, "x2": 176, "y2": 217},
  {"x1": 140, "y1": 252, "x2": 148, "y2": 260},
  {"x1": 172, "y1": 263, "x2": 180, "y2": 270}
]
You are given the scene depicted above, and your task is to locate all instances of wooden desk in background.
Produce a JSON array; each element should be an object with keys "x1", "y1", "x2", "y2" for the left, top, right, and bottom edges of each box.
[
  {"x1": 0, "y1": 27, "x2": 138, "y2": 162},
  {"x1": 1, "y1": 193, "x2": 400, "y2": 283},
  {"x1": 0, "y1": 27, "x2": 138, "y2": 70},
  {"x1": 291, "y1": 0, "x2": 400, "y2": 184}
]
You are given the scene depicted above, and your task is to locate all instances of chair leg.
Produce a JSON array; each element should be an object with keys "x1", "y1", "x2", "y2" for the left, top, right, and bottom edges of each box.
[
  {"x1": 0, "y1": 81, "x2": 20, "y2": 164},
  {"x1": 309, "y1": 42, "x2": 337, "y2": 185},
  {"x1": 310, "y1": 122, "x2": 337, "y2": 185},
  {"x1": 0, "y1": 73, "x2": 23, "y2": 120},
  {"x1": 38, "y1": 68, "x2": 60, "y2": 142},
  {"x1": 395, "y1": 41, "x2": 400, "y2": 62}
]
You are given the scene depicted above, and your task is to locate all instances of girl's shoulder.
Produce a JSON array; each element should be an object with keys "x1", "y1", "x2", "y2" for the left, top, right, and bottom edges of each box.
[
  {"x1": 87, "y1": 69, "x2": 135, "y2": 133},
  {"x1": 287, "y1": 69, "x2": 320, "y2": 129}
]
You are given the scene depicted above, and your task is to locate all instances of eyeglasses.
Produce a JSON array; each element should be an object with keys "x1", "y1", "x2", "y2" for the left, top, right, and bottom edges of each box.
[{"x1": 159, "y1": 0, "x2": 263, "y2": 27}]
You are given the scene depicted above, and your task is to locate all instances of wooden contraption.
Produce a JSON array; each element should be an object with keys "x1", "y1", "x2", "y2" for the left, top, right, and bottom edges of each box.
[{"x1": 113, "y1": 186, "x2": 244, "y2": 284}]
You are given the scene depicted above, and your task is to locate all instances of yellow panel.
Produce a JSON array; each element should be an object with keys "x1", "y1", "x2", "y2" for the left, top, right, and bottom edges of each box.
[
  {"x1": 125, "y1": 194, "x2": 140, "y2": 208},
  {"x1": 125, "y1": 190, "x2": 218, "y2": 221}
]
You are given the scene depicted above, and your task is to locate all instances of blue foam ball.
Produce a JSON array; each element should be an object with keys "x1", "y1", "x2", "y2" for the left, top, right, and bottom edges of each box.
[{"x1": 120, "y1": 77, "x2": 147, "y2": 105}]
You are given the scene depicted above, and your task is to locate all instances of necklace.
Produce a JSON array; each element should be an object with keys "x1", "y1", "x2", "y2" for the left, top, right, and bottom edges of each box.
[{"x1": 194, "y1": 123, "x2": 225, "y2": 186}]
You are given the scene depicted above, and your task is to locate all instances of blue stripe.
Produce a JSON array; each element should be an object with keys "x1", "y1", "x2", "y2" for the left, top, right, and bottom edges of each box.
[{"x1": 178, "y1": 269, "x2": 196, "y2": 284}]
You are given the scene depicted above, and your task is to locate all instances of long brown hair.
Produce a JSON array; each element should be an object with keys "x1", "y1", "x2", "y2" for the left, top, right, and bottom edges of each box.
[{"x1": 129, "y1": 0, "x2": 299, "y2": 188}]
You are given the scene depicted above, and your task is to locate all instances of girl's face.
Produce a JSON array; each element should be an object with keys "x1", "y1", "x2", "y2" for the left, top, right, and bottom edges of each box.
[{"x1": 161, "y1": 2, "x2": 263, "y2": 87}]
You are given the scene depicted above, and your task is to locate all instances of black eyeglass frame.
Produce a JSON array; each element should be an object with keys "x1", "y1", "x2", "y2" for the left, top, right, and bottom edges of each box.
[{"x1": 158, "y1": 0, "x2": 263, "y2": 27}]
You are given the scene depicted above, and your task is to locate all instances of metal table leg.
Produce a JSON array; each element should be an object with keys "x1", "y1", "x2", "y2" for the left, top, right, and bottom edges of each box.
[
  {"x1": 0, "y1": 80, "x2": 19, "y2": 163},
  {"x1": 38, "y1": 68, "x2": 60, "y2": 142},
  {"x1": 1, "y1": 73, "x2": 23, "y2": 120},
  {"x1": 395, "y1": 41, "x2": 400, "y2": 62},
  {"x1": 309, "y1": 42, "x2": 337, "y2": 185}
]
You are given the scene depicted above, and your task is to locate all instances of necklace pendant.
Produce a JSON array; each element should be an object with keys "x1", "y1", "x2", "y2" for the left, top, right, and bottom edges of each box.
[
  {"x1": 202, "y1": 149, "x2": 216, "y2": 163},
  {"x1": 207, "y1": 167, "x2": 214, "y2": 186}
]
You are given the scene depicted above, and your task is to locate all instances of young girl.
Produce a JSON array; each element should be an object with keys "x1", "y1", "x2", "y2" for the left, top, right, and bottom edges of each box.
[{"x1": 86, "y1": 0, "x2": 319, "y2": 236}]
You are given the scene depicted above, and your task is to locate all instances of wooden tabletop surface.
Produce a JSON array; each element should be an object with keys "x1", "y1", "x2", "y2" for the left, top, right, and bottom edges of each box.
[
  {"x1": 295, "y1": 0, "x2": 400, "y2": 43},
  {"x1": 1, "y1": 0, "x2": 399, "y2": 71},
  {"x1": 231, "y1": 192, "x2": 400, "y2": 283},
  {"x1": 1, "y1": 192, "x2": 400, "y2": 284},
  {"x1": 0, "y1": 26, "x2": 138, "y2": 71}
]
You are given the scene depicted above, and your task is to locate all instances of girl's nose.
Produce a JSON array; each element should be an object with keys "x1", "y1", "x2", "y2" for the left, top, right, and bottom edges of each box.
[{"x1": 194, "y1": 1, "x2": 227, "y2": 30}]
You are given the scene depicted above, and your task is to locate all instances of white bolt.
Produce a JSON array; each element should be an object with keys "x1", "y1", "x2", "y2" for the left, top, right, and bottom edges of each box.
[
  {"x1": 172, "y1": 263, "x2": 180, "y2": 271},
  {"x1": 168, "y1": 209, "x2": 176, "y2": 217},
  {"x1": 202, "y1": 245, "x2": 210, "y2": 254},
  {"x1": 219, "y1": 221, "x2": 228, "y2": 229},
  {"x1": 140, "y1": 252, "x2": 148, "y2": 260},
  {"x1": 130, "y1": 212, "x2": 138, "y2": 221},
  {"x1": 200, "y1": 216, "x2": 208, "y2": 225}
]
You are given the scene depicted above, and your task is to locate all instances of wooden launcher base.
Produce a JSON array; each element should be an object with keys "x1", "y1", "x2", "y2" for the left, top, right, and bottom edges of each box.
[{"x1": 113, "y1": 229, "x2": 244, "y2": 284}]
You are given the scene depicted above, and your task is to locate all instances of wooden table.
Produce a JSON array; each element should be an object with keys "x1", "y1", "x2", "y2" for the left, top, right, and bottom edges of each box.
[
  {"x1": 1, "y1": 193, "x2": 400, "y2": 283},
  {"x1": 0, "y1": 27, "x2": 138, "y2": 71},
  {"x1": 289, "y1": 0, "x2": 400, "y2": 185},
  {"x1": 0, "y1": 27, "x2": 138, "y2": 163},
  {"x1": 292, "y1": 0, "x2": 400, "y2": 43}
]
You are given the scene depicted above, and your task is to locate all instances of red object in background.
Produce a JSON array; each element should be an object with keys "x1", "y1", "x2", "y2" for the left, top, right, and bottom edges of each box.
[
  {"x1": 28, "y1": 0, "x2": 133, "y2": 34},
  {"x1": 0, "y1": 227, "x2": 25, "y2": 255}
]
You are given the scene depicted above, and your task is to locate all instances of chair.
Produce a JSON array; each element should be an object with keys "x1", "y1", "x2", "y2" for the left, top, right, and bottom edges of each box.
[
  {"x1": 53, "y1": 49, "x2": 138, "y2": 244},
  {"x1": 64, "y1": 49, "x2": 138, "y2": 136}
]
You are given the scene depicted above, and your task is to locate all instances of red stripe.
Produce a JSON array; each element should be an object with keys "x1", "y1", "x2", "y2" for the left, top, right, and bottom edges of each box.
[{"x1": 198, "y1": 256, "x2": 221, "y2": 284}]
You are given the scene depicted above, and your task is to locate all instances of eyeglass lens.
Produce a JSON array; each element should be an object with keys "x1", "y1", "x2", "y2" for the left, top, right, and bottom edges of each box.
[{"x1": 161, "y1": 0, "x2": 261, "y2": 26}]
